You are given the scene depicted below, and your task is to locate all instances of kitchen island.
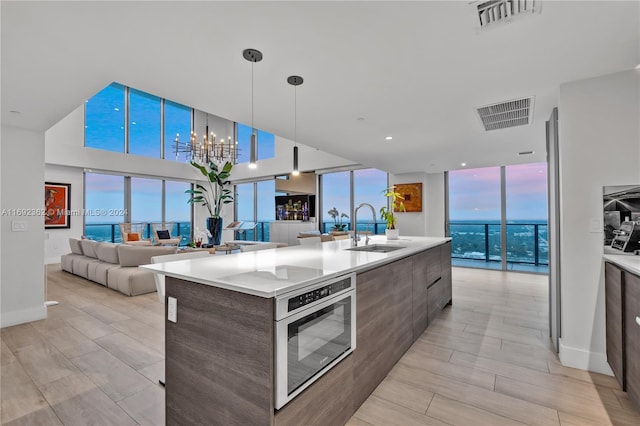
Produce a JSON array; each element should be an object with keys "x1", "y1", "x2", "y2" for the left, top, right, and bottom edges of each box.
[{"x1": 143, "y1": 236, "x2": 451, "y2": 426}]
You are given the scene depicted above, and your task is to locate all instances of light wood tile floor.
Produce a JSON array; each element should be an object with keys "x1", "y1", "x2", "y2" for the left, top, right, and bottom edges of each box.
[
  {"x1": 2, "y1": 265, "x2": 639, "y2": 425},
  {"x1": 348, "y1": 267, "x2": 640, "y2": 426}
]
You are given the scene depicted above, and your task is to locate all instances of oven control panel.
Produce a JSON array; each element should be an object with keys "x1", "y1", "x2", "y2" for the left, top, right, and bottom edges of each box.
[{"x1": 287, "y1": 277, "x2": 352, "y2": 312}]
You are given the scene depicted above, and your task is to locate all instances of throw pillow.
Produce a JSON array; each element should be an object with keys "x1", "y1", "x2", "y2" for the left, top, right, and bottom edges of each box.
[
  {"x1": 156, "y1": 230, "x2": 171, "y2": 240},
  {"x1": 127, "y1": 232, "x2": 140, "y2": 242}
]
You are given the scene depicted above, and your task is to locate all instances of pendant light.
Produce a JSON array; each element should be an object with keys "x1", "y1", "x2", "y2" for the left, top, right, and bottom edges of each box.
[
  {"x1": 288, "y1": 75, "x2": 303, "y2": 176},
  {"x1": 243, "y1": 48, "x2": 263, "y2": 169}
]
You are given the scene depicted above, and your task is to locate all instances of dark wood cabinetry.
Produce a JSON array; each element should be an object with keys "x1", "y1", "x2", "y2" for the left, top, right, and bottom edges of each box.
[
  {"x1": 605, "y1": 261, "x2": 640, "y2": 411},
  {"x1": 624, "y1": 272, "x2": 640, "y2": 407},
  {"x1": 166, "y1": 242, "x2": 453, "y2": 425},
  {"x1": 411, "y1": 250, "x2": 429, "y2": 341},
  {"x1": 605, "y1": 262, "x2": 625, "y2": 387}
]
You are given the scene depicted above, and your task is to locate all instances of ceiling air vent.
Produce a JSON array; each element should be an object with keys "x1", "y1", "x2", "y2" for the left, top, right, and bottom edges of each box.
[
  {"x1": 475, "y1": 0, "x2": 541, "y2": 28},
  {"x1": 476, "y1": 97, "x2": 534, "y2": 131}
]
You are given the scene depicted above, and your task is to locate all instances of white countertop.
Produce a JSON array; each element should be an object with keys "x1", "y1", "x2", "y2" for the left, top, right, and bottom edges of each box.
[
  {"x1": 604, "y1": 254, "x2": 640, "y2": 276},
  {"x1": 141, "y1": 235, "x2": 450, "y2": 298}
]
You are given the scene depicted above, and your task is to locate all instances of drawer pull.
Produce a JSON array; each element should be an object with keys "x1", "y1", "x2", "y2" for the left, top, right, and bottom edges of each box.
[{"x1": 636, "y1": 316, "x2": 640, "y2": 327}]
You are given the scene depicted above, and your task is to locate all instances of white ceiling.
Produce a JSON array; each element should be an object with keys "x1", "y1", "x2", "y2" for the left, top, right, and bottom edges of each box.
[{"x1": 2, "y1": 1, "x2": 638, "y2": 174}]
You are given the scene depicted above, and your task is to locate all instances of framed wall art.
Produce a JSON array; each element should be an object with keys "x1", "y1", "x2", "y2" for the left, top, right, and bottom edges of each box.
[
  {"x1": 394, "y1": 183, "x2": 423, "y2": 212},
  {"x1": 45, "y1": 182, "x2": 71, "y2": 229}
]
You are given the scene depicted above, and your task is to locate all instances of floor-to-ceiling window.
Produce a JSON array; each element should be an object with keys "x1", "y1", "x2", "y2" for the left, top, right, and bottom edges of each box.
[
  {"x1": 447, "y1": 163, "x2": 548, "y2": 273},
  {"x1": 233, "y1": 180, "x2": 275, "y2": 241},
  {"x1": 505, "y1": 162, "x2": 548, "y2": 272},
  {"x1": 256, "y1": 180, "x2": 275, "y2": 241},
  {"x1": 84, "y1": 173, "x2": 125, "y2": 242},
  {"x1": 353, "y1": 168, "x2": 389, "y2": 234},
  {"x1": 131, "y1": 177, "x2": 162, "y2": 239},
  {"x1": 84, "y1": 174, "x2": 192, "y2": 245},
  {"x1": 448, "y1": 167, "x2": 502, "y2": 268},
  {"x1": 321, "y1": 171, "x2": 351, "y2": 233},
  {"x1": 165, "y1": 181, "x2": 192, "y2": 244},
  {"x1": 320, "y1": 168, "x2": 388, "y2": 234}
]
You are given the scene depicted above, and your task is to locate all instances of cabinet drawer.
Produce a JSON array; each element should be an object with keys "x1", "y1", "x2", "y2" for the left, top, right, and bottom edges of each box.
[{"x1": 427, "y1": 277, "x2": 447, "y2": 325}]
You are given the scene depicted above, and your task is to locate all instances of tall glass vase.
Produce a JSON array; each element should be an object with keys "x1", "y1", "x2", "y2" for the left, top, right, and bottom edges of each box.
[{"x1": 207, "y1": 217, "x2": 223, "y2": 246}]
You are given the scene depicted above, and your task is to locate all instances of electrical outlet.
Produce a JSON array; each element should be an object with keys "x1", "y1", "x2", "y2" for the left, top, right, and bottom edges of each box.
[
  {"x1": 168, "y1": 297, "x2": 177, "y2": 323},
  {"x1": 11, "y1": 221, "x2": 27, "y2": 232}
]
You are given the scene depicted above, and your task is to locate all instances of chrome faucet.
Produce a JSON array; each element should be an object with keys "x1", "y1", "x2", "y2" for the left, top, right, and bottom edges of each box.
[{"x1": 353, "y1": 203, "x2": 377, "y2": 246}]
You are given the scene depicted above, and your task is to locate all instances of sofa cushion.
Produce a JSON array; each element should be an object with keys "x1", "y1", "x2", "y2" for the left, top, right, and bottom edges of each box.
[
  {"x1": 80, "y1": 239, "x2": 99, "y2": 259},
  {"x1": 71, "y1": 256, "x2": 100, "y2": 279},
  {"x1": 95, "y1": 242, "x2": 119, "y2": 264},
  {"x1": 61, "y1": 253, "x2": 82, "y2": 273},
  {"x1": 107, "y1": 267, "x2": 157, "y2": 296},
  {"x1": 88, "y1": 261, "x2": 119, "y2": 286},
  {"x1": 117, "y1": 245, "x2": 177, "y2": 267},
  {"x1": 127, "y1": 232, "x2": 140, "y2": 242},
  {"x1": 69, "y1": 238, "x2": 84, "y2": 255}
]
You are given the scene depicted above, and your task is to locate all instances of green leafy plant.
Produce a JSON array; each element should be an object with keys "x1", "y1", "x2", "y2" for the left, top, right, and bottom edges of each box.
[
  {"x1": 186, "y1": 161, "x2": 234, "y2": 218},
  {"x1": 379, "y1": 187, "x2": 405, "y2": 230}
]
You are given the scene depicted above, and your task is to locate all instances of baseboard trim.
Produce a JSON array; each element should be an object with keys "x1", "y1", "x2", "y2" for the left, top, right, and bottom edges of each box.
[
  {"x1": 1, "y1": 305, "x2": 47, "y2": 328},
  {"x1": 558, "y1": 339, "x2": 614, "y2": 376}
]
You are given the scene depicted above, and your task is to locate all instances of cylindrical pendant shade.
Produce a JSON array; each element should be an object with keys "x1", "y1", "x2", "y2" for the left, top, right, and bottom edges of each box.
[
  {"x1": 249, "y1": 130, "x2": 257, "y2": 168},
  {"x1": 292, "y1": 146, "x2": 299, "y2": 176}
]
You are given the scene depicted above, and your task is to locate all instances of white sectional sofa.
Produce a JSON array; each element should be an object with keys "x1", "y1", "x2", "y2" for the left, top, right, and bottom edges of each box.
[{"x1": 61, "y1": 238, "x2": 177, "y2": 296}]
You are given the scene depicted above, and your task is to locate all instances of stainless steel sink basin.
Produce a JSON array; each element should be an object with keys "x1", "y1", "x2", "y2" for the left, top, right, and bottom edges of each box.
[{"x1": 345, "y1": 244, "x2": 406, "y2": 253}]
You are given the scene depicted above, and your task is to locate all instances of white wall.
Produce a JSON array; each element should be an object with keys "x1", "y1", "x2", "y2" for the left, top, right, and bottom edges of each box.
[
  {"x1": 390, "y1": 172, "x2": 428, "y2": 236},
  {"x1": 1, "y1": 126, "x2": 47, "y2": 327},
  {"x1": 389, "y1": 172, "x2": 445, "y2": 238},
  {"x1": 558, "y1": 69, "x2": 640, "y2": 374},
  {"x1": 425, "y1": 173, "x2": 446, "y2": 237}
]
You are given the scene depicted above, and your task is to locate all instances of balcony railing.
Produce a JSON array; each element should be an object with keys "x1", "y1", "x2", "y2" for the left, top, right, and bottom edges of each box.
[
  {"x1": 321, "y1": 221, "x2": 387, "y2": 235},
  {"x1": 231, "y1": 221, "x2": 388, "y2": 242},
  {"x1": 449, "y1": 222, "x2": 549, "y2": 267},
  {"x1": 85, "y1": 222, "x2": 191, "y2": 246}
]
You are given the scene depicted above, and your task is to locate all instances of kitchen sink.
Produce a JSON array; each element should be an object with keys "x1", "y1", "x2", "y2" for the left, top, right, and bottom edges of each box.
[{"x1": 345, "y1": 244, "x2": 406, "y2": 253}]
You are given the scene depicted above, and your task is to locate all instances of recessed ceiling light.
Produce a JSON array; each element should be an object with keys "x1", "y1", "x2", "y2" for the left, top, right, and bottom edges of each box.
[
  {"x1": 114, "y1": 107, "x2": 120, "y2": 111},
  {"x1": 131, "y1": 121, "x2": 136, "y2": 125},
  {"x1": 248, "y1": 163, "x2": 257, "y2": 169},
  {"x1": 461, "y1": 162, "x2": 467, "y2": 167},
  {"x1": 385, "y1": 136, "x2": 393, "y2": 140},
  {"x1": 9, "y1": 110, "x2": 21, "y2": 114}
]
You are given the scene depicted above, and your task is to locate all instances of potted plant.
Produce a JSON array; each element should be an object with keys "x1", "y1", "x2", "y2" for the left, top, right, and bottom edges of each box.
[
  {"x1": 380, "y1": 187, "x2": 405, "y2": 240},
  {"x1": 186, "y1": 161, "x2": 234, "y2": 245},
  {"x1": 327, "y1": 207, "x2": 349, "y2": 234}
]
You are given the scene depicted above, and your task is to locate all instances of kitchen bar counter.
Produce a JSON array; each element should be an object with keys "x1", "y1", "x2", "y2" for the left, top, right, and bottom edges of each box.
[
  {"x1": 604, "y1": 253, "x2": 640, "y2": 275},
  {"x1": 154, "y1": 236, "x2": 452, "y2": 425},
  {"x1": 142, "y1": 235, "x2": 450, "y2": 297}
]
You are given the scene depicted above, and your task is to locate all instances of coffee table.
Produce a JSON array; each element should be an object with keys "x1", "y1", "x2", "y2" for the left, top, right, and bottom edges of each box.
[{"x1": 213, "y1": 243, "x2": 239, "y2": 254}]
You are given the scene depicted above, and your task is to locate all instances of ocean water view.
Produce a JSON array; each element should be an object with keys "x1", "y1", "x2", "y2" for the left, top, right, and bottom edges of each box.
[
  {"x1": 449, "y1": 219, "x2": 548, "y2": 270},
  {"x1": 85, "y1": 219, "x2": 548, "y2": 271}
]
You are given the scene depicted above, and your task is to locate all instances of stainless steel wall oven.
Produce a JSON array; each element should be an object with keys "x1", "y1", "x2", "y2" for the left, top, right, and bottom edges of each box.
[{"x1": 274, "y1": 273, "x2": 356, "y2": 409}]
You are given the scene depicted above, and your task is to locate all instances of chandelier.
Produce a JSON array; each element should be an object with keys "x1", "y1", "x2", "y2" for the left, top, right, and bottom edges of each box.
[{"x1": 173, "y1": 124, "x2": 238, "y2": 165}]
